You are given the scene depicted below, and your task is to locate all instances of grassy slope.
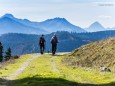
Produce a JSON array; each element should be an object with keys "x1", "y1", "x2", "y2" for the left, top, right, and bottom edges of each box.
[
  {"x1": 0, "y1": 54, "x2": 33, "y2": 78},
  {"x1": 63, "y1": 37, "x2": 115, "y2": 72},
  {"x1": 9, "y1": 54, "x2": 115, "y2": 86}
]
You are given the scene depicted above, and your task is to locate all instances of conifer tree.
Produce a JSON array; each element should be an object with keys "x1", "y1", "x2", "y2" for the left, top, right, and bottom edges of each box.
[
  {"x1": 5, "y1": 48, "x2": 11, "y2": 60},
  {"x1": 0, "y1": 42, "x2": 3, "y2": 62}
]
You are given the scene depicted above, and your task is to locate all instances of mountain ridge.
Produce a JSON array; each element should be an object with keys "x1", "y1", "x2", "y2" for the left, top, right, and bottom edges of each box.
[
  {"x1": 0, "y1": 16, "x2": 46, "y2": 34},
  {"x1": 1, "y1": 30, "x2": 115, "y2": 55},
  {"x1": 0, "y1": 13, "x2": 86, "y2": 34},
  {"x1": 38, "y1": 17, "x2": 86, "y2": 32},
  {"x1": 1, "y1": 13, "x2": 115, "y2": 33}
]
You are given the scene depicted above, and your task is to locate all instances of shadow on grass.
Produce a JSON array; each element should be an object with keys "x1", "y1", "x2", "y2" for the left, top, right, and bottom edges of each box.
[{"x1": 5, "y1": 76, "x2": 115, "y2": 86}]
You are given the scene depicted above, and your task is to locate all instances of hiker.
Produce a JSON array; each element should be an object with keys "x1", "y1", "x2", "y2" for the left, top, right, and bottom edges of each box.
[
  {"x1": 39, "y1": 34, "x2": 46, "y2": 54},
  {"x1": 50, "y1": 34, "x2": 58, "y2": 55}
]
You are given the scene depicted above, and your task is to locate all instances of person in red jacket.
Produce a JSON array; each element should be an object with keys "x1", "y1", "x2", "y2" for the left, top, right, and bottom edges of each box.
[
  {"x1": 50, "y1": 34, "x2": 58, "y2": 55},
  {"x1": 39, "y1": 34, "x2": 46, "y2": 54}
]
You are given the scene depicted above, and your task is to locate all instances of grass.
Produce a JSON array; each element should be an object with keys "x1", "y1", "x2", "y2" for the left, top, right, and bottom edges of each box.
[
  {"x1": 0, "y1": 54, "x2": 33, "y2": 78},
  {"x1": 8, "y1": 54, "x2": 115, "y2": 86},
  {"x1": 64, "y1": 37, "x2": 115, "y2": 72}
]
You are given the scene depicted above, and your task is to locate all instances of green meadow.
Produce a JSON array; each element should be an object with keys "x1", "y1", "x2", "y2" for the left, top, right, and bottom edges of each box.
[{"x1": 0, "y1": 54, "x2": 113, "y2": 86}]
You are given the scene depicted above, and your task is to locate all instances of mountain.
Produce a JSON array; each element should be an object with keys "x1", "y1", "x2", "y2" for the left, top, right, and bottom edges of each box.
[
  {"x1": 0, "y1": 13, "x2": 86, "y2": 34},
  {"x1": 2, "y1": 13, "x2": 14, "y2": 19},
  {"x1": 1, "y1": 30, "x2": 115, "y2": 55},
  {"x1": 0, "y1": 32, "x2": 86, "y2": 55},
  {"x1": 0, "y1": 15, "x2": 46, "y2": 34},
  {"x1": 1, "y1": 13, "x2": 38, "y2": 28},
  {"x1": 110, "y1": 27, "x2": 115, "y2": 30},
  {"x1": 86, "y1": 21, "x2": 106, "y2": 32},
  {"x1": 1, "y1": 13, "x2": 115, "y2": 33},
  {"x1": 37, "y1": 18, "x2": 86, "y2": 33},
  {"x1": 63, "y1": 37, "x2": 115, "y2": 72}
]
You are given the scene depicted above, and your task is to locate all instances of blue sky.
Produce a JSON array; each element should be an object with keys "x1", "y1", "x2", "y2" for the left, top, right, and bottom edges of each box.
[{"x1": 0, "y1": 0, "x2": 115, "y2": 28}]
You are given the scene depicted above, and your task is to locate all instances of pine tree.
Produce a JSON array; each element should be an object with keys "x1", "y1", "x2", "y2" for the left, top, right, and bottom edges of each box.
[
  {"x1": 5, "y1": 48, "x2": 11, "y2": 60},
  {"x1": 0, "y1": 42, "x2": 3, "y2": 62}
]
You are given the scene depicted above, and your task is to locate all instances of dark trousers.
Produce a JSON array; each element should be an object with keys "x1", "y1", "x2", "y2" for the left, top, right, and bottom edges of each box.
[
  {"x1": 52, "y1": 44, "x2": 57, "y2": 55},
  {"x1": 40, "y1": 45, "x2": 45, "y2": 54}
]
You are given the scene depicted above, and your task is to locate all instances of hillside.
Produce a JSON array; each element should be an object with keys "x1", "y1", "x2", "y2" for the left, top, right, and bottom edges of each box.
[
  {"x1": 0, "y1": 32, "x2": 89, "y2": 55},
  {"x1": 0, "y1": 54, "x2": 115, "y2": 86},
  {"x1": 1, "y1": 30, "x2": 115, "y2": 55},
  {"x1": 63, "y1": 37, "x2": 115, "y2": 72}
]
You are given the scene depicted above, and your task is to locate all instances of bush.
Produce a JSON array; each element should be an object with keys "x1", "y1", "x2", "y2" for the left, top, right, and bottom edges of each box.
[{"x1": 12, "y1": 55, "x2": 19, "y2": 59}]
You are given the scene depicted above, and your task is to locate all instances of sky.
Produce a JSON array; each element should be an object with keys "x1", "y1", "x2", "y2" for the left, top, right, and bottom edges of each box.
[{"x1": 0, "y1": 0, "x2": 115, "y2": 28}]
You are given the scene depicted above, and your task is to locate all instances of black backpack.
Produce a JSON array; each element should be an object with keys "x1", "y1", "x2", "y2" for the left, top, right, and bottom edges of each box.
[{"x1": 39, "y1": 37, "x2": 45, "y2": 44}]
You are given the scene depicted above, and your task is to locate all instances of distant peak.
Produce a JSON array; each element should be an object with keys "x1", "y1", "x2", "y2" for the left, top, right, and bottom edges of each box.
[
  {"x1": 54, "y1": 17, "x2": 66, "y2": 19},
  {"x1": 92, "y1": 21, "x2": 101, "y2": 25},
  {"x1": 89, "y1": 21, "x2": 104, "y2": 28},
  {"x1": 43, "y1": 17, "x2": 69, "y2": 24},
  {"x1": 23, "y1": 19, "x2": 28, "y2": 21},
  {"x1": 53, "y1": 17, "x2": 67, "y2": 21},
  {"x1": 2, "y1": 13, "x2": 15, "y2": 19}
]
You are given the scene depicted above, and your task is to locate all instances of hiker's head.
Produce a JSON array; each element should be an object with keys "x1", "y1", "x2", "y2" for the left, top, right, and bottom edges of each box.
[
  {"x1": 54, "y1": 34, "x2": 56, "y2": 37},
  {"x1": 41, "y1": 34, "x2": 44, "y2": 37}
]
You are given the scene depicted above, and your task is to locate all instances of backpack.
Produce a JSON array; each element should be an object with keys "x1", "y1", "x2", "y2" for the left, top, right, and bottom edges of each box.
[
  {"x1": 39, "y1": 37, "x2": 45, "y2": 44},
  {"x1": 51, "y1": 38, "x2": 56, "y2": 45}
]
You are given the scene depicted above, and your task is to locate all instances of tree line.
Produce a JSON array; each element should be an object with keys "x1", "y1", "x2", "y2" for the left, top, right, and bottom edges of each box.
[{"x1": 0, "y1": 42, "x2": 11, "y2": 62}]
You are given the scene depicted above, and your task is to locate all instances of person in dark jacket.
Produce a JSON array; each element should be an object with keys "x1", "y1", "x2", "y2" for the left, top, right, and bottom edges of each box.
[
  {"x1": 50, "y1": 34, "x2": 58, "y2": 55},
  {"x1": 39, "y1": 34, "x2": 46, "y2": 54}
]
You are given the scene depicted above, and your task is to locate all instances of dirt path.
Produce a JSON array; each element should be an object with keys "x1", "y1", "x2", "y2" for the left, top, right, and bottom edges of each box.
[
  {"x1": 1, "y1": 54, "x2": 40, "y2": 86},
  {"x1": 50, "y1": 56, "x2": 60, "y2": 73},
  {"x1": 50, "y1": 53, "x2": 76, "y2": 81}
]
